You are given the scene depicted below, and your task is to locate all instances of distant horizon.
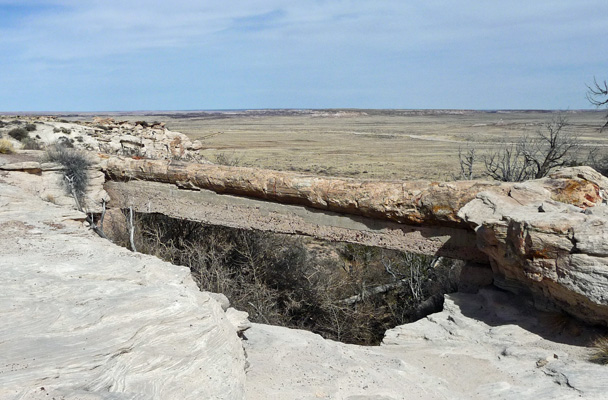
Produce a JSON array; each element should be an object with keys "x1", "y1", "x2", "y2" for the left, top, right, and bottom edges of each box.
[{"x1": 0, "y1": 107, "x2": 604, "y2": 115}]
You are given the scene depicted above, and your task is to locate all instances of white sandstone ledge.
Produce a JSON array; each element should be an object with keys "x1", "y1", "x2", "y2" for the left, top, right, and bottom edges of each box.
[{"x1": 0, "y1": 182, "x2": 245, "y2": 399}]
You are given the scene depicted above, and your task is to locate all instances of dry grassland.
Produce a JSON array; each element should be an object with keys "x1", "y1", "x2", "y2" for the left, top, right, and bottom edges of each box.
[{"x1": 76, "y1": 110, "x2": 608, "y2": 180}]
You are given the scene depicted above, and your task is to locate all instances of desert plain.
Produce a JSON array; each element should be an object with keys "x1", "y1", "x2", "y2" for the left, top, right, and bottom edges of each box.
[{"x1": 53, "y1": 109, "x2": 608, "y2": 180}]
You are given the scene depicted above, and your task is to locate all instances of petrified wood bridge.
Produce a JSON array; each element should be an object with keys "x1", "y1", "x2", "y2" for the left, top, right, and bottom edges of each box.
[
  {"x1": 101, "y1": 157, "x2": 608, "y2": 325},
  {"x1": 103, "y1": 157, "x2": 498, "y2": 263}
]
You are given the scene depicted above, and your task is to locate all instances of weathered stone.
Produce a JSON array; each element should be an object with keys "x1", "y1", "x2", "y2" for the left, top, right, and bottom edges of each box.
[
  {"x1": 245, "y1": 288, "x2": 607, "y2": 400},
  {"x1": 0, "y1": 182, "x2": 246, "y2": 399}
]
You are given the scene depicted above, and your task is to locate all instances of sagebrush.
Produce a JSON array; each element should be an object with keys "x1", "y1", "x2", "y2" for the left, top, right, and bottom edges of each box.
[{"x1": 8, "y1": 128, "x2": 28, "y2": 142}]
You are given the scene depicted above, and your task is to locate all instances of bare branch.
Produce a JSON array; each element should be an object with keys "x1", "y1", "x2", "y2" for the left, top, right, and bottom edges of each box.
[{"x1": 586, "y1": 77, "x2": 608, "y2": 131}]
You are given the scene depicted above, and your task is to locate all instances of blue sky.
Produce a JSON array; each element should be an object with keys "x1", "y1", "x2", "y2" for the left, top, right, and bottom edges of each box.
[{"x1": 1, "y1": 0, "x2": 607, "y2": 111}]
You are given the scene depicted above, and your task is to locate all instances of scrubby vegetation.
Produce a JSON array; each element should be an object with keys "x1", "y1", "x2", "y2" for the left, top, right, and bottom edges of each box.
[
  {"x1": 590, "y1": 337, "x2": 608, "y2": 365},
  {"x1": 8, "y1": 127, "x2": 29, "y2": 142},
  {"x1": 113, "y1": 213, "x2": 459, "y2": 345},
  {"x1": 0, "y1": 139, "x2": 14, "y2": 154},
  {"x1": 457, "y1": 114, "x2": 582, "y2": 182},
  {"x1": 44, "y1": 144, "x2": 91, "y2": 209},
  {"x1": 21, "y1": 138, "x2": 42, "y2": 150}
]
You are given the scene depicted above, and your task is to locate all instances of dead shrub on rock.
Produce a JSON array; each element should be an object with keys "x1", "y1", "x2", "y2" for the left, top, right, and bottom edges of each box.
[{"x1": 44, "y1": 144, "x2": 92, "y2": 210}]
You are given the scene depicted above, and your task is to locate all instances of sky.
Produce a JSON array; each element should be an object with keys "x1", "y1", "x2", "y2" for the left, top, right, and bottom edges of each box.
[{"x1": 1, "y1": 0, "x2": 607, "y2": 111}]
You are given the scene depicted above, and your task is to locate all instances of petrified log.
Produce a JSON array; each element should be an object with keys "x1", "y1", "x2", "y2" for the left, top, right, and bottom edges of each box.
[{"x1": 103, "y1": 157, "x2": 605, "y2": 228}]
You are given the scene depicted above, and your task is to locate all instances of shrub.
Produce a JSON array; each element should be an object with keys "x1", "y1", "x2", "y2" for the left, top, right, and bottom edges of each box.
[
  {"x1": 0, "y1": 139, "x2": 14, "y2": 154},
  {"x1": 45, "y1": 144, "x2": 91, "y2": 209},
  {"x1": 214, "y1": 151, "x2": 243, "y2": 166},
  {"x1": 8, "y1": 128, "x2": 28, "y2": 142},
  {"x1": 24, "y1": 123, "x2": 37, "y2": 132},
  {"x1": 590, "y1": 337, "x2": 608, "y2": 365},
  {"x1": 21, "y1": 138, "x2": 42, "y2": 150}
]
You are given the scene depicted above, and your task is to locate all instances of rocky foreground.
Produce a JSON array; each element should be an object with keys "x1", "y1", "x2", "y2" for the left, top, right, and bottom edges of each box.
[
  {"x1": 0, "y1": 173, "x2": 607, "y2": 399},
  {"x1": 2, "y1": 116, "x2": 608, "y2": 398},
  {"x1": 0, "y1": 182, "x2": 245, "y2": 399}
]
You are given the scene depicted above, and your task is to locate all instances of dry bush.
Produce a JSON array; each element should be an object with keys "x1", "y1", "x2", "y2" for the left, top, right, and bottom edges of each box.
[
  {"x1": 590, "y1": 337, "x2": 608, "y2": 365},
  {"x1": 44, "y1": 144, "x2": 91, "y2": 208},
  {"x1": 214, "y1": 151, "x2": 243, "y2": 166},
  {"x1": 0, "y1": 139, "x2": 14, "y2": 154},
  {"x1": 458, "y1": 114, "x2": 581, "y2": 182},
  {"x1": 128, "y1": 213, "x2": 459, "y2": 345},
  {"x1": 8, "y1": 127, "x2": 28, "y2": 142},
  {"x1": 21, "y1": 138, "x2": 42, "y2": 150}
]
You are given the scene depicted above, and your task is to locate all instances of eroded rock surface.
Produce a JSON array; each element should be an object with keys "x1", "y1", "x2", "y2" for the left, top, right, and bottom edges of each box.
[
  {"x1": 0, "y1": 116, "x2": 206, "y2": 161},
  {"x1": 0, "y1": 152, "x2": 108, "y2": 212},
  {"x1": 245, "y1": 288, "x2": 607, "y2": 400},
  {"x1": 459, "y1": 167, "x2": 608, "y2": 326},
  {"x1": 0, "y1": 182, "x2": 246, "y2": 399}
]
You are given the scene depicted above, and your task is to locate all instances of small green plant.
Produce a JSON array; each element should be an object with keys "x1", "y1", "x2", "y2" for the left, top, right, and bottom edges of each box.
[
  {"x1": 45, "y1": 144, "x2": 91, "y2": 210},
  {"x1": 590, "y1": 337, "x2": 608, "y2": 365},
  {"x1": 8, "y1": 128, "x2": 28, "y2": 142},
  {"x1": 0, "y1": 139, "x2": 14, "y2": 154},
  {"x1": 24, "y1": 123, "x2": 37, "y2": 132}
]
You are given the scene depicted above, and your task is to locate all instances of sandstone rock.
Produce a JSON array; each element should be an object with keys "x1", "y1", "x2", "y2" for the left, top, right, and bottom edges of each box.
[
  {"x1": 226, "y1": 307, "x2": 252, "y2": 335},
  {"x1": 0, "y1": 162, "x2": 108, "y2": 213},
  {"x1": 0, "y1": 182, "x2": 246, "y2": 399},
  {"x1": 4, "y1": 117, "x2": 207, "y2": 162},
  {"x1": 245, "y1": 288, "x2": 607, "y2": 400}
]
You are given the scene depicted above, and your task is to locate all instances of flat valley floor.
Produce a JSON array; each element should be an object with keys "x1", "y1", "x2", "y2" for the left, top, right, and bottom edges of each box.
[{"x1": 64, "y1": 109, "x2": 608, "y2": 180}]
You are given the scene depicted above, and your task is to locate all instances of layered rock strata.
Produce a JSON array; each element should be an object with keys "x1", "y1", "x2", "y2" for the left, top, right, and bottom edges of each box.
[{"x1": 0, "y1": 153, "x2": 107, "y2": 212}]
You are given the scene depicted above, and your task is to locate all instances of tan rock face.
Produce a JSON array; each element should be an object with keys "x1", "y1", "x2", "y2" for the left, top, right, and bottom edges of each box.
[
  {"x1": 1, "y1": 116, "x2": 207, "y2": 162},
  {"x1": 459, "y1": 167, "x2": 608, "y2": 326}
]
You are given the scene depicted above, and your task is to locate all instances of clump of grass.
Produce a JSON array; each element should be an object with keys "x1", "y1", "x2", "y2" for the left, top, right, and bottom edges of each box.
[
  {"x1": 8, "y1": 127, "x2": 28, "y2": 142},
  {"x1": 0, "y1": 139, "x2": 14, "y2": 154},
  {"x1": 45, "y1": 144, "x2": 92, "y2": 209},
  {"x1": 590, "y1": 337, "x2": 608, "y2": 365}
]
